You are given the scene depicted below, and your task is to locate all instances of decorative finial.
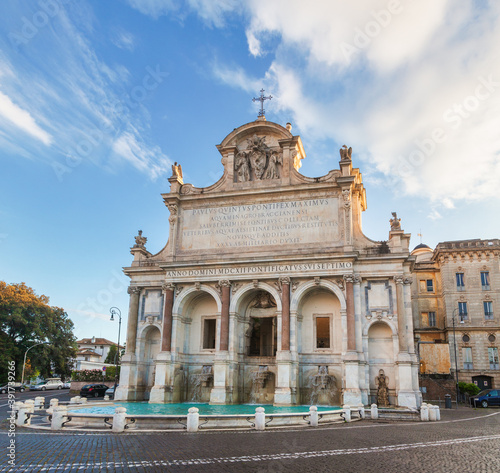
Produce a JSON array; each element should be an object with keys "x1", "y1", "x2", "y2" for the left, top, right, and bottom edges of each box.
[
  {"x1": 390, "y1": 212, "x2": 402, "y2": 231},
  {"x1": 252, "y1": 89, "x2": 272, "y2": 118},
  {"x1": 339, "y1": 145, "x2": 352, "y2": 161},
  {"x1": 418, "y1": 230, "x2": 423, "y2": 244},
  {"x1": 171, "y1": 161, "x2": 183, "y2": 183},
  {"x1": 134, "y1": 230, "x2": 147, "y2": 248}
]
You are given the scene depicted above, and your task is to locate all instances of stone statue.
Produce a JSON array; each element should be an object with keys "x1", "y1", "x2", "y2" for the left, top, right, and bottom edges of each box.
[
  {"x1": 339, "y1": 144, "x2": 352, "y2": 161},
  {"x1": 263, "y1": 152, "x2": 282, "y2": 179},
  {"x1": 134, "y1": 230, "x2": 147, "y2": 248},
  {"x1": 247, "y1": 134, "x2": 269, "y2": 180},
  {"x1": 171, "y1": 161, "x2": 183, "y2": 180},
  {"x1": 235, "y1": 152, "x2": 250, "y2": 182},
  {"x1": 390, "y1": 212, "x2": 402, "y2": 231},
  {"x1": 376, "y1": 369, "x2": 389, "y2": 407}
]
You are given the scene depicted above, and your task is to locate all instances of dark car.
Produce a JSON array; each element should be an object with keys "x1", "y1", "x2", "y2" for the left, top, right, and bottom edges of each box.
[
  {"x1": 79, "y1": 384, "x2": 109, "y2": 398},
  {"x1": 470, "y1": 389, "x2": 500, "y2": 408},
  {"x1": 0, "y1": 383, "x2": 27, "y2": 394},
  {"x1": 105, "y1": 385, "x2": 117, "y2": 399}
]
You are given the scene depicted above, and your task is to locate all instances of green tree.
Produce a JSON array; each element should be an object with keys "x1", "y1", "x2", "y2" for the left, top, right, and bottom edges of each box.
[
  {"x1": 0, "y1": 281, "x2": 78, "y2": 383},
  {"x1": 104, "y1": 344, "x2": 120, "y2": 365}
]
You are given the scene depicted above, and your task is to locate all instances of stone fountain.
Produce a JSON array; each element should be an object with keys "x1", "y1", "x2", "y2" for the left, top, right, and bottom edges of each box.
[
  {"x1": 189, "y1": 365, "x2": 213, "y2": 402},
  {"x1": 249, "y1": 365, "x2": 273, "y2": 404},
  {"x1": 308, "y1": 365, "x2": 338, "y2": 405}
]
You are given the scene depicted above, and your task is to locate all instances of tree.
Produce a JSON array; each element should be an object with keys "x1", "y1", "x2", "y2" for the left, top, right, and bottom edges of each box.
[
  {"x1": 104, "y1": 344, "x2": 120, "y2": 365},
  {"x1": 0, "y1": 281, "x2": 78, "y2": 383}
]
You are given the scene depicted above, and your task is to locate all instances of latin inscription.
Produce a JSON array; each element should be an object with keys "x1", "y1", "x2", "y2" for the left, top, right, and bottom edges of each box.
[
  {"x1": 165, "y1": 261, "x2": 352, "y2": 278},
  {"x1": 180, "y1": 198, "x2": 340, "y2": 251}
]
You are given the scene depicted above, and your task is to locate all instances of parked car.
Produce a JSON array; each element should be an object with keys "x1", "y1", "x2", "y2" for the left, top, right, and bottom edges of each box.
[
  {"x1": 0, "y1": 383, "x2": 28, "y2": 393},
  {"x1": 62, "y1": 381, "x2": 71, "y2": 389},
  {"x1": 470, "y1": 389, "x2": 500, "y2": 408},
  {"x1": 105, "y1": 385, "x2": 117, "y2": 399},
  {"x1": 80, "y1": 384, "x2": 109, "y2": 398},
  {"x1": 31, "y1": 378, "x2": 64, "y2": 391}
]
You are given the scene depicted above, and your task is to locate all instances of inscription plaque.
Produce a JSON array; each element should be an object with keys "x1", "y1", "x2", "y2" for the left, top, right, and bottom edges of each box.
[{"x1": 180, "y1": 198, "x2": 340, "y2": 251}]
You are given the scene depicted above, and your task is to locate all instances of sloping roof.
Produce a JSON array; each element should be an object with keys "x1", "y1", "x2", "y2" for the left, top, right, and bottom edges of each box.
[
  {"x1": 76, "y1": 338, "x2": 121, "y2": 347},
  {"x1": 77, "y1": 349, "x2": 101, "y2": 357}
]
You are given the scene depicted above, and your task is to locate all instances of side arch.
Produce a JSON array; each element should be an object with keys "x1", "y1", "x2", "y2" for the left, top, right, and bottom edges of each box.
[{"x1": 172, "y1": 284, "x2": 222, "y2": 315}]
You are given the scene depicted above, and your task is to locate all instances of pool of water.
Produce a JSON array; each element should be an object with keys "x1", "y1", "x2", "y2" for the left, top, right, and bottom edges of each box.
[{"x1": 70, "y1": 402, "x2": 340, "y2": 416}]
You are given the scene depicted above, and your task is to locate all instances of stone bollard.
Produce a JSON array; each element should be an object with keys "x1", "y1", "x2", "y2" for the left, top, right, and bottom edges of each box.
[
  {"x1": 80, "y1": 397, "x2": 88, "y2": 404},
  {"x1": 371, "y1": 404, "x2": 378, "y2": 420},
  {"x1": 104, "y1": 395, "x2": 110, "y2": 401},
  {"x1": 187, "y1": 407, "x2": 200, "y2": 433},
  {"x1": 15, "y1": 403, "x2": 29, "y2": 427},
  {"x1": 429, "y1": 405, "x2": 437, "y2": 422},
  {"x1": 255, "y1": 407, "x2": 266, "y2": 430},
  {"x1": 34, "y1": 397, "x2": 45, "y2": 410},
  {"x1": 49, "y1": 398, "x2": 59, "y2": 409},
  {"x1": 112, "y1": 407, "x2": 127, "y2": 433},
  {"x1": 70, "y1": 397, "x2": 79, "y2": 405},
  {"x1": 309, "y1": 406, "x2": 319, "y2": 427},
  {"x1": 435, "y1": 405, "x2": 441, "y2": 421},
  {"x1": 24, "y1": 399, "x2": 35, "y2": 414},
  {"x1": 342, "y1": 405, "x2": 351, "y2": 423},
  {"x1": 358, "y1": 404, "x2": 365, "y2": 419},
  {"x1": 51, "y1": 406, "x2": 68, "y2": 430},
  {"x1": 420, "y1": 403, "x2": 429, "y2": 421},
  {"x1": 12, "y1": 401, "x2": 24, "y2": 417}
]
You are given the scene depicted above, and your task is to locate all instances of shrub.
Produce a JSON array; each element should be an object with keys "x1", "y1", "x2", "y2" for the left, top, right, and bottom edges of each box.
[
  {"x1": 71, "y1": 367, "x2": 120, "y2": 382},
  {"x1": 458, "y1": 382, "x2": 481, "y2": 396}
]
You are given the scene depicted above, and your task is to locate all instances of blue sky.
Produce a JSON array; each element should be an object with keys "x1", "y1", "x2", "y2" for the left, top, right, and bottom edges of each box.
[{"x1": 1, "y1": 0, "x2": 499, "y2": 343}]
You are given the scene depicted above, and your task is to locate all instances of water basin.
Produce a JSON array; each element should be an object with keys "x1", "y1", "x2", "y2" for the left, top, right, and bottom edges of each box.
[{"x1": 70, "y1": 402, "x2": 340, "y2": 416}]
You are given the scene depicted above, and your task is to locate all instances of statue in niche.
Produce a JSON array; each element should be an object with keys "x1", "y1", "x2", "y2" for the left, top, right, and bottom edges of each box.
[
  {"x1": 390, "y1": 212, "x2": 402, "y2": 231},
  {"x1": 249, "y1": 291, "x2": 277, "y2": 309},
  {"x1": 134, "y1": 230, "x2": 147, "y2": 248},
  {"x1": 339, "y1": 144, "x2": 352, "y2": 161},
  {"x1": 263, "y1": 151, "x2": 282, "y2": 179},
  {"x1": 235, "y1": 152, "x2": 250, "y2": 182},
  {"x1": 376, "y1": 369, "x2": 390, "y2": 407},
  {"x1": 171, "y1": 161, "x2": 183, "y2": 180}
]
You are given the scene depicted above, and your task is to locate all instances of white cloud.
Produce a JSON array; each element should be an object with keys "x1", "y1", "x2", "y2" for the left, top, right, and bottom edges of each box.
[
  {"x1": 0, "y1": 91, "x2": 52, "y2": 145},
  {"x1": 111, "y1": 29, "x2": 136, "y2": 52},
  {"x1": 112, "y1": 131, "x2": 172, "y2": 180}
]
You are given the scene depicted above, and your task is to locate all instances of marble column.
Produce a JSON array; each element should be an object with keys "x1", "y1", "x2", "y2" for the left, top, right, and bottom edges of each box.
[
  {"x1": 394, "y1": 276, "x2": 408, "y2": 352},
  {"x1": 125, "y1": 286, "x2": 141, "y2": 355},
  {"x1": 344, "y1": 275, "x2": 356, "y2": 352},
  {"x1": 161, "y1": 283, "x2": 175, "y2": 352},
  {"x1": 280, "y1": 277, "x2": 291, "y2": 351},
  {"x1": 115, "y1": 286, "x2": 141, "y2": 401},
  {"x1": 219, "y1": 280, "x2": 231, "y2": 351}
]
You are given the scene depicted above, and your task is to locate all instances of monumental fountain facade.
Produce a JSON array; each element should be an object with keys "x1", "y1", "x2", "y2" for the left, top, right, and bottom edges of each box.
[{"x1": 115, "y1": 117, "x2": 422, "y2": 408}]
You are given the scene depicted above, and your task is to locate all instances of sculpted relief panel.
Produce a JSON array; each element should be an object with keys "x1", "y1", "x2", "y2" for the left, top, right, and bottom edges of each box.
[
  {"x1": 234, "y1": 135, "x2": 282, "y2": 182},
  {"x1": 180, "y1": 198, "x2": 341, "y2": 252}
]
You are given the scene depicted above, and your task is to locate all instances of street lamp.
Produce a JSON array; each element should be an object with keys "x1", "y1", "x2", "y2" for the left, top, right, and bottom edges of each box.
[
  {"x1": 21, "y1": 342, "x2": 48, "y2": 386},
  {"x1": 109, "y1": 307, "x2": 122, "y2": 392},
  {"x1": 451, "y1": 307, "x2": 464, "y2": 407}
]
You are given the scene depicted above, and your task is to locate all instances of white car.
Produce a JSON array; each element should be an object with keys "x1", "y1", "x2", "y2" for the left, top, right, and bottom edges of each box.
[{"x1": 31, "y1": 378, "x2": 64, "y2": 391}]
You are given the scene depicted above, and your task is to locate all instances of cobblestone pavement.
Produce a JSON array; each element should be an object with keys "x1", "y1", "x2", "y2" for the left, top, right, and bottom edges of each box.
[{"x1": 1, "y1": 407, "x2": 499, "y2": 473}]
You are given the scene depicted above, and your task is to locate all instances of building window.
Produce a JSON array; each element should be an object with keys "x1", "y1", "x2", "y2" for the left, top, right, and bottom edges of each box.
[
  {"x1": 488, "y1": 347, "x2": 499, "y2": 370},
  {"x1": 456, "y1": 273, "x2": 465, "y2": 291},
  {"x1": 484, "y1": 301, "x2": 494, "y2": 320},
  {"x1": 428, "y1": 312, "x2": 436, "y2": 327},
  {"x1": 316, "y1": 316, "x2": 331, "y2": 349},
  {"x1": 463, "y1": 347, "x2": 473, "y2": 370},
  {"x1": 426, "y1": 279, "x2": 434, "y2": 292},
  {"x1": 462, "y1": 334, "x2": 470, "y2": 343},
  {"x1": 481, "y1": 271, "x2": 490, "y2": 290},
  {"x1": 202, "y1": 319, "x2": 216, "y2": 349},
  {"x1": 458, "y1": 302, "x2": 468, "y2": 321},
  {"x1": 488, "y1": 334, "x2": 496, "y2": 343}
]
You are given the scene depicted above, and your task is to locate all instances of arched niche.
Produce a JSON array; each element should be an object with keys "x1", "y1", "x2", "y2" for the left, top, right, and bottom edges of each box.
[
  {"x1": 296, "y1": 286, "x2": 342, "y2": 354},
  {"x1": 367, "y1": 321, "x2": 396, "y2": 399}
]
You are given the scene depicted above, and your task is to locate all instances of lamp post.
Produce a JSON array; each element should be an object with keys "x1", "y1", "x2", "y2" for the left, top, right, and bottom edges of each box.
[
  {"x1": 110, "y1": 307, "x2": 122, "y2": 392},
  {"x1": 21, "y1": 342, "x2": 48, "y2": 386},
  {"x1": 451, "y1": 307, "x2": 464, "y2": 407}
]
